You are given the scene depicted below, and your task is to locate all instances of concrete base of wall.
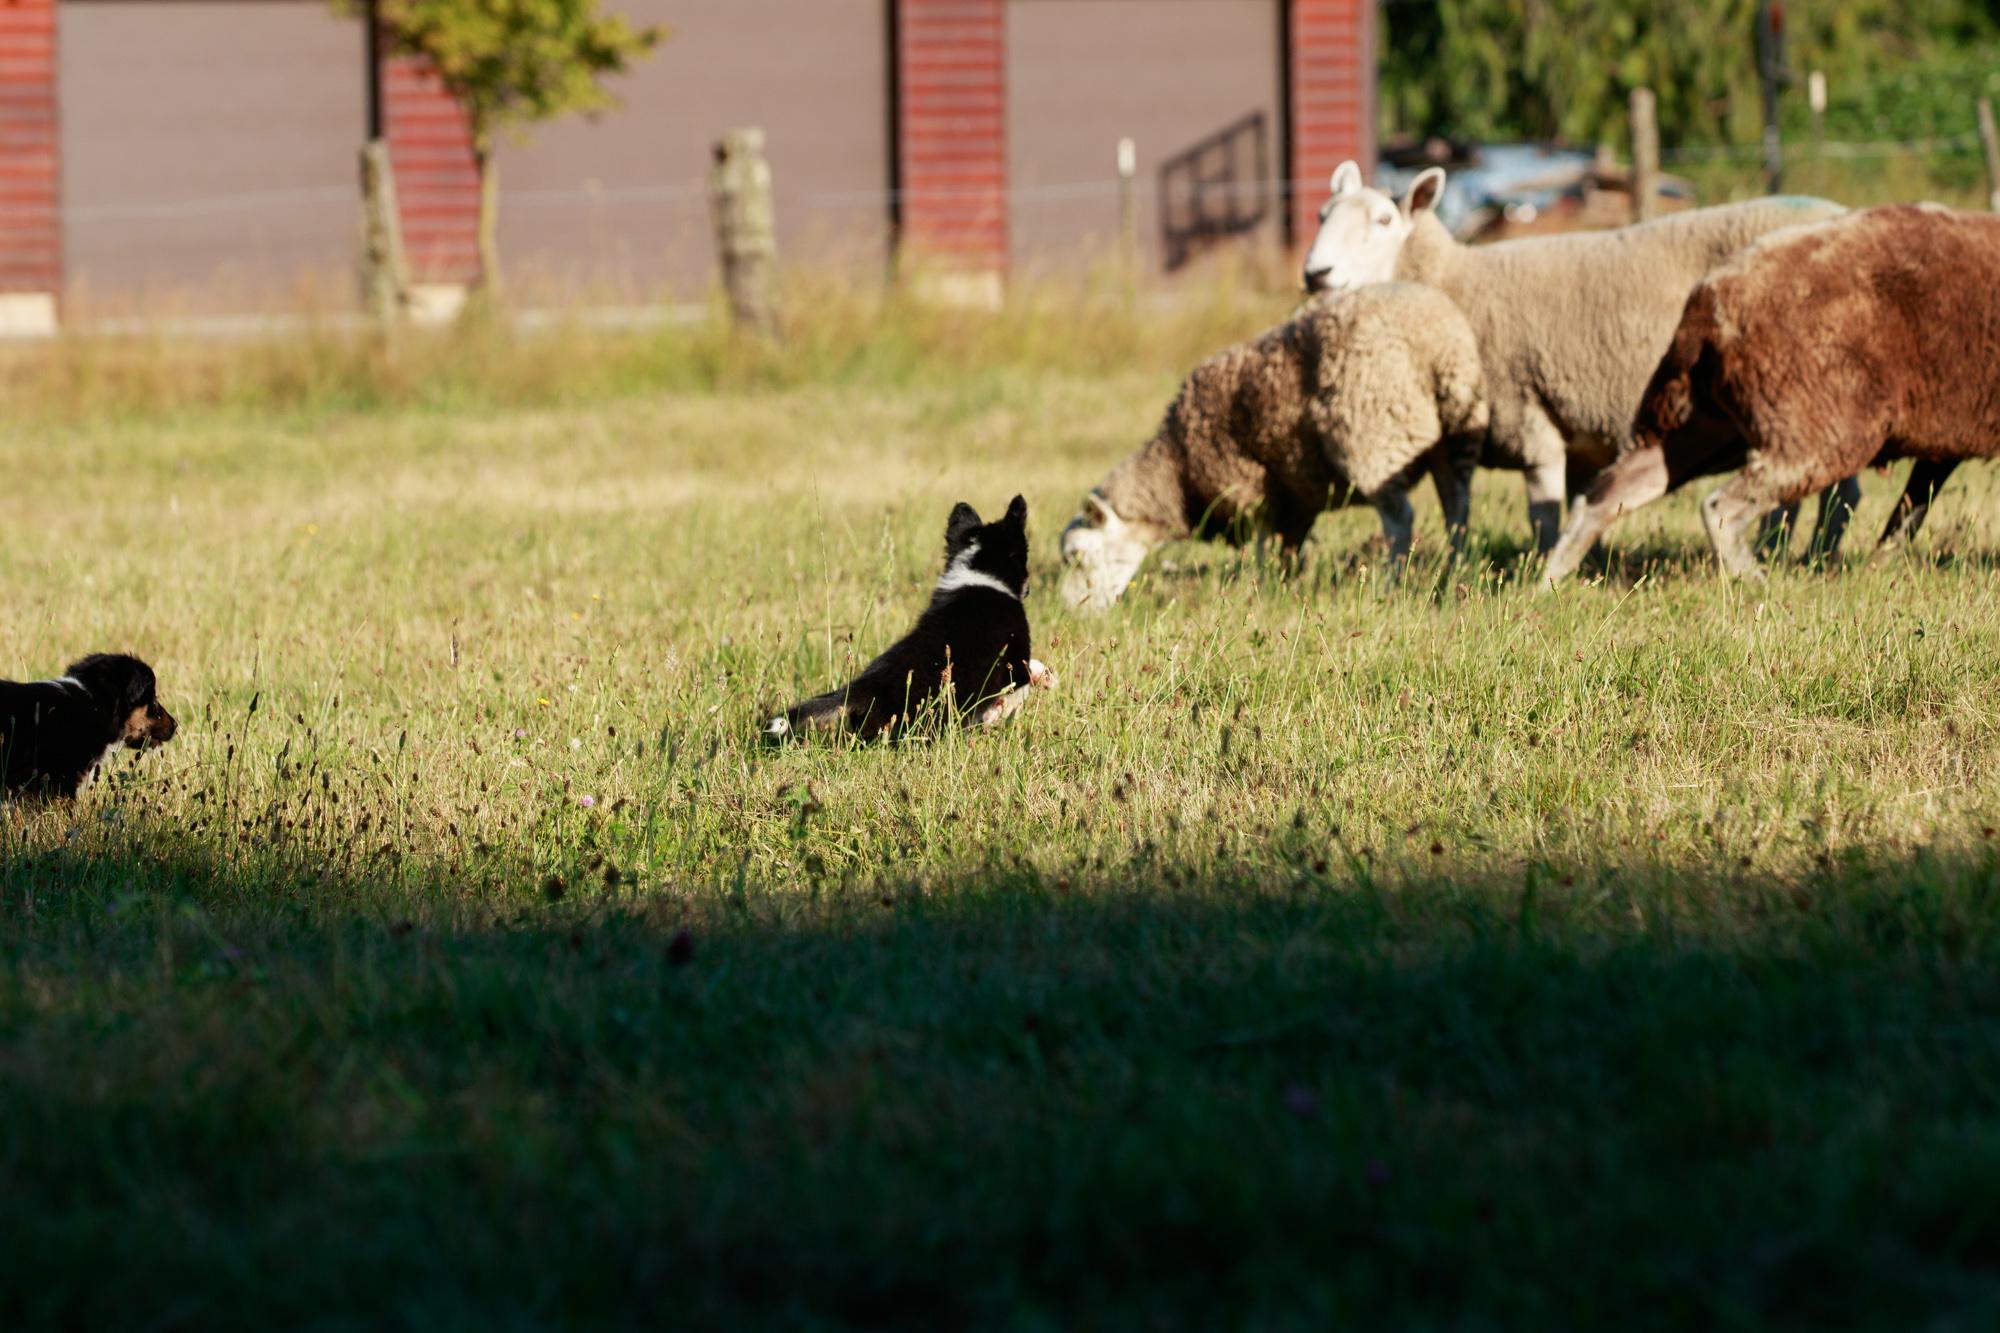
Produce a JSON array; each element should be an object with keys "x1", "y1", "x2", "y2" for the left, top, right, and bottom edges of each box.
[
  {"x1": 905, "y1": 270, "x2": 1004, "y2": 311},
  {"x1": 407, "y1": 283, "x2": 469, "y2": 326},
  {"x1": 0, "y1": 293, "x2": 59, "y2": 339}
]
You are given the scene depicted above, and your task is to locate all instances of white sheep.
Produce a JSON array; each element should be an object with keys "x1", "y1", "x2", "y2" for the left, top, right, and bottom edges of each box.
[
  {"x1": 1059, "y1": 282, "x2": 1487, "y2": 611},
  {"x1": 1299, "y1": 162, "x2": 1860, "y2": 552}
]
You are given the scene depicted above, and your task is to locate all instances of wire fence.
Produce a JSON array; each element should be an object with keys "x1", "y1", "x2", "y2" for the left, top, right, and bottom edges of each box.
[
  {"x1": 55, "y1": 134, "x2": 1992, "y2": 224},
  {"x1": 30, "y1": 133, "x2": 1996, "y2": 334},
  {"x1": 1662, "y1": 135, "x2": 1985, "y2": 163}
]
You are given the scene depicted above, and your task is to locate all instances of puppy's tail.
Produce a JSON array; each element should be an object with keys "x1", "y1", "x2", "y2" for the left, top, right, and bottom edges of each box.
[{"x1": 764, "y1": 690, "x2": 850, "y2": 744}]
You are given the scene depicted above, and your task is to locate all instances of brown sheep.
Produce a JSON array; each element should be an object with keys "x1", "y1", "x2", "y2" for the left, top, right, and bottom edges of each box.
[
  {"x1": 1058, "y1": 283, "x2": 1489, "y2": 610},
  {"x1": 1542, "y1": 205, "x2": 1990, "y2": 585}
]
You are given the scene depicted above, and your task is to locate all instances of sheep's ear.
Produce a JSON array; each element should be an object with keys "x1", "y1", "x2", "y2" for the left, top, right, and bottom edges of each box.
[
  {"x1": 1329, "y1": 160, "x2": 1363, "y2": 197},
  {"x1": 1004, "y1": 494, "x2": 1028, "y2": 528},
  {"x1": 945, "y1": 501, "x2": 982, "y2": 552},
  {"x1": 1084, "y1": 492, "x2": 1114, "y2": 526},
  {"x1": 1403, "y1": 167, "x2": 1446, "y2": 218}
]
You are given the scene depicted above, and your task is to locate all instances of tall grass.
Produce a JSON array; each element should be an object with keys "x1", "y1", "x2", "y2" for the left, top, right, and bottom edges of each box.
[
  {"x1": 0, "y1": 259, "x2": 1296, "y2": 426},
  {"x1": 5, "y1": 262, "x2": 2000, "y2": 1329}
]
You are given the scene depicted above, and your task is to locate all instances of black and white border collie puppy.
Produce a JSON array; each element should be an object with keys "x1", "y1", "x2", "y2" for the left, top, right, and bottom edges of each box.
[
  {"x1": 0, "y1": 654, "x2": 178, "y2": 800},
  {"x1": 768, "y1": 495, "x2": 1056, "y2": 742}
]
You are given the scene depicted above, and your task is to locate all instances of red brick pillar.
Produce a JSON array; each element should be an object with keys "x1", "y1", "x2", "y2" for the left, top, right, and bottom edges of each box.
[
  {"x1": 0, "y1": 0, "x2": 59, "y2": 332},
  {"x1": 383, "y1": 55, "x2": 480, "y2": 298},
  {"x1": 1288, "y1": 0, "x2": 1376, "y2": 250},
  {"x1": 896, "y1": 0, "x2": 1006, "y2": 300}
]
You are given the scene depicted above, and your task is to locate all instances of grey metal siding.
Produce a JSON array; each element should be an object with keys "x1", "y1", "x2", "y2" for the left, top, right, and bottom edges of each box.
[
  {"x1": 1005, "y1": 0, "x2": 1285, "y2": 278},
  {"x1": 494, "y1": 0, "x2": 892, "y2": 301},
  {"x1": 59, "y1": 2, "x2": 365, "y2": 311}
]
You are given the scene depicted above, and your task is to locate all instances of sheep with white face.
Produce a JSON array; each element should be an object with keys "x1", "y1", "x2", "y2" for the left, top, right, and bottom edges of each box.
[
  {"x1": 1300, "y1": 160, "x2": 1412, "y2": 295},
  {"x1": 1059, "y1": 494, "x2": 1164, "y2": 612},
  {"x1": 1297, "y1": 161, "x2": 1870, "y2": 554}
]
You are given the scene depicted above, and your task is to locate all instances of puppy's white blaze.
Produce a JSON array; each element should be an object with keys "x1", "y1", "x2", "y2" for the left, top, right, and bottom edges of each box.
[
  {"x1": 79, "y1": 739, "x2": 122, "y2": 791},
  {"x1": 935, "y1": 541, "x2": 1018, "y2": 599}
]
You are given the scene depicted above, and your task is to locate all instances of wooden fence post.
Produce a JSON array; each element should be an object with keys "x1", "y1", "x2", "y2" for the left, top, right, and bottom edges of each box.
[
  {"x1": 1978, "y1": 97, "x2": 2000, "y2": 213},
  {"x1": 709, "y1": 127, "x2": 778, "y2": 337},
  {"x1": 1629, "y1": 88, "x2": 1659, "y2": 222},
  {"x1": 360, "y1": 138, "x2": 409, "y2": 342}
]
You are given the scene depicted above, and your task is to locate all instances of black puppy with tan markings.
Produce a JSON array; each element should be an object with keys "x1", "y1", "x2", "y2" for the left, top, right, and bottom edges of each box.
[{"x1": 0, "y1": 654, "x2": 177, "y2": 800}]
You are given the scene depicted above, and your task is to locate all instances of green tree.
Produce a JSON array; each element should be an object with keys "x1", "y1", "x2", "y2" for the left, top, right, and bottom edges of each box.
[
  {"x1": 348, "y1": 0, "x2": 662, "y2": 295},
  {"x1": 1381, "y1": 0, "x2": 1997, "y2": 152}
]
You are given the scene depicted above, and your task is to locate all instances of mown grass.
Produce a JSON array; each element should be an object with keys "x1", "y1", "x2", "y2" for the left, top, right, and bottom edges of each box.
[{"x1": 4, "y1": 289, "x2": 2000, "y2": 1329}]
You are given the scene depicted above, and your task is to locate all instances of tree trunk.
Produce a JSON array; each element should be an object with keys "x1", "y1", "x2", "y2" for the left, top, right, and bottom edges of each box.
[{"x1": 473, "y1": 134, "x2": 502, "y2": 300}]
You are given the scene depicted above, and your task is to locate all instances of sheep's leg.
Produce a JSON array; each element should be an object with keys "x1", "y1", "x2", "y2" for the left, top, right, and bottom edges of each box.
[
  {"x1": 1542, "y1": 447, "x2": 1670, "y2": 589},
  {"x1": 1372, "y1": 485, "x2": 1416, "y2": 572},
  {"x1": 1429, "y1": 443, "x2": 1479, "y2": 558},
  {"x1": 1728, "y1": 404, "x2": 1893, "y2": 577},
  {"x1": 1510, "y1": 411, "x2": 1571, "y2": 553},
  {"x1": 1875, "y1": 459, "x2": 1960, "y2": 554},
  {"x1": 1800, "y1": 475, "x2": 1863, "y2": 566},
  {"x1": 1701, "y1": 474, "x2": 1786, "y2": 582},
  {"x1": 1524, "y1": 460, "x2": 1568, "y2": 553},
  {"x1": 1754, "y1": 502, "x2": 1799, "y2": 562}
]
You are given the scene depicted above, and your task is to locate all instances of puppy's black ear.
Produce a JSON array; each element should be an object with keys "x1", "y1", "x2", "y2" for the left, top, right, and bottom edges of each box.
[
  {"x1": 1004, "y1": 494, "x2": 1028, "y2": 528},
  {"x1": 124, "y1": 663, "x2": 156, "y2": 712},
  {"x1": 945, "y1": 502, "x2": 982, "y2": 554}
]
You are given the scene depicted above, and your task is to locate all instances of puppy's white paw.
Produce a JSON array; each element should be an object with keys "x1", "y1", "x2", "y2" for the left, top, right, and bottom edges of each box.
[
  {"x1": 978, "y1": 685, "x2": 1033, "y2": 728},
  {"x1": 1027, "y1": 658, "x2": 1057, "y2": 690}
]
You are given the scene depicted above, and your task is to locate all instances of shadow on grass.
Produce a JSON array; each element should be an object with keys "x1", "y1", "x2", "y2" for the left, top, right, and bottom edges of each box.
[
  {"x1": 1121, "y1": 532, "x2": 1718, "y2": 598},
  {"x1": 1526, "y1": 532, "x2": 2000, "y2": 591},
  {"x1": 5, "y1": 837, "x2": 2000, "y2": 1330}
]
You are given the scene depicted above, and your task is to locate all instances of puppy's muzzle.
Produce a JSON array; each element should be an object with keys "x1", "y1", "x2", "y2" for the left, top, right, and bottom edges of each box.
[{"x1": 133, "y1": 706, "x2": 178, "y2": 749}]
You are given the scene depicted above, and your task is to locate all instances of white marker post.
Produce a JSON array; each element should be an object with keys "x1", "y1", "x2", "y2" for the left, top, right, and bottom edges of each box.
[
  {"x1": 1117, "y1": 136, "x2": 1138, "y2": 275},
  {"x1": 1808, "y1": 71, "x2": 1827, "y2": 193}
]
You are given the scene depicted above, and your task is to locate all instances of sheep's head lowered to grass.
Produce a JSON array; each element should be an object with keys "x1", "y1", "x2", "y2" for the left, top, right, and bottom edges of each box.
[
  {"x1": 1060, "y1": 281, "x2": 1489, "y2": 612},
  {"x1": 1059, "y1": 492, "x2": 1174, "y2": 612},
  {"x1": 1301, "y1": 161, "x2": 1445, "y2": 294}
]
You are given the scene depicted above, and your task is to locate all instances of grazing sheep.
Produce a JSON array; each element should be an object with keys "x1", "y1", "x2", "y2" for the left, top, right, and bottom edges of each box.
[
  {"x1": 1299, "y1": 162, "x2": 1861, "y2": 550},
  {"x1": 1542, "y1": 204, "x2": 1996, "y2": 585},
  {"x1": 1059, "y1": 282, "x2": 1488, "y2": 611}
]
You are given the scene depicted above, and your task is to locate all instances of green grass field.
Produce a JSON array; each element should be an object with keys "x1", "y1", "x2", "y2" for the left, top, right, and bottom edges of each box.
[{"x1": 5, "y1": 298, "x2": 2000, "y2": 1330}]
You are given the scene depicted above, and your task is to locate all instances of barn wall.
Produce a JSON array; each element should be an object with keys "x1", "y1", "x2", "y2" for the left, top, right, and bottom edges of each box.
[
  {"x1": 0, "y1": 0, "x2": 59, "y2": 310},
  {"x1": 494, "y1": 0, "x2": 892, "y2": 302},
  {"x1": 898, "y1": 0, "x2": 1007, "y2": 284},
  {"x1": 32, "y1": 0, "x2": 1374, "y2": 313},
  {"x1": 1004, "y1": 0, "x2": 1284, "y2": 279},
  {"x1": 1289, "y1": 0, "x2": 1375, "y2": 249},
  {"x1": 386, "y1": 55, "x2": 479, "y2": 287},
  {"x1": 58, "y1": 0, "x2": 364, "y2": 313}
]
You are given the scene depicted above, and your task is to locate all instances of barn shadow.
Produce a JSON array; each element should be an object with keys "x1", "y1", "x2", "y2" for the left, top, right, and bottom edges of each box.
[{"x1": 7, "y1": 826, "x2": 2000, "y2": 1330}]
